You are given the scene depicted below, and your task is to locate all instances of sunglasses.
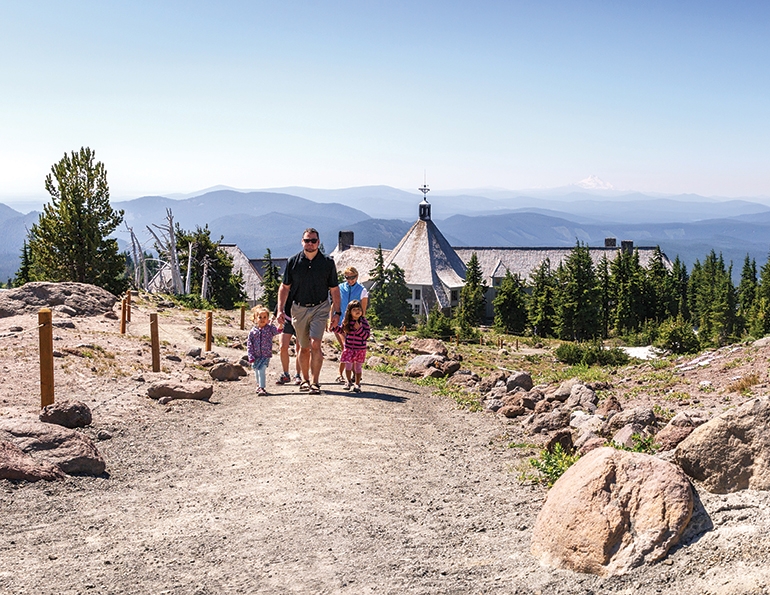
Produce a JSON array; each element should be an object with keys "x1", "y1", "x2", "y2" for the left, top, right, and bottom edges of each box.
[
  {"x1": 344, "y1": 275, "x2": 357, "y2": 280},
  {"x1": 303, "y1": 238, "x2": 319, "y2": 244}
]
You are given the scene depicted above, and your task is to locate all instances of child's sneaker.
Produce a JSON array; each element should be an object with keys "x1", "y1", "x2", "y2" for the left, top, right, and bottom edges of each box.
[
  {"x1": 352, "y1": 384, "x2": 361, "y2": 393},
  {"x1": 343, "y1": 381, "x2": 351, "y2": 390},
  {"x1": 256, "y1": 387, "x2": 268, "y2": 396},
  {"x1": 276, "y1": 372, "x2": 291, "y2": 385},
  {"x1": 293, "y1": 374, "x2": 303, "y2": 385}
]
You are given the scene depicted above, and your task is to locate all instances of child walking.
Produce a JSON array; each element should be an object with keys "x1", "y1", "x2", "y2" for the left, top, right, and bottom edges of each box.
[
  {"x1": 247, "y1": 306, "x2": 282, "y2": 396},
  {"x1": 339, "y1": 300, "x2": 370, "y2": 393}
]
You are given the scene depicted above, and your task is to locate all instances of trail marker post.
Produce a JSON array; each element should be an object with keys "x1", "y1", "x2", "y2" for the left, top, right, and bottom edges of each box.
[
  {"x1": 38, "y1": 308, "x2": 54, "y2": 408},
  {"x1": 150, "y1": 313, "x2": 160, "y2": 372},
  {"x1": 120, "y1": 299, "x2": 127, "y2": 335},
  {"x1": 205, "y1": 311, "x2": 213, "y2": 352},
  {"x1": 240, "y1": 305, "x2": 246, "y2": 330}
]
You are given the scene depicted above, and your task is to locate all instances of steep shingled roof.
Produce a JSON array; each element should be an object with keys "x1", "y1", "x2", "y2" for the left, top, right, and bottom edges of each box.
[{"x1": 453, "y1": 246, "x2": 670, "y2": 284}]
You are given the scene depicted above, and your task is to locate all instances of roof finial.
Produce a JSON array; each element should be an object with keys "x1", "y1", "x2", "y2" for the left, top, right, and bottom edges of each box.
[{"x1": 418, "y1": 170, "x2": 430, "y2": 200}]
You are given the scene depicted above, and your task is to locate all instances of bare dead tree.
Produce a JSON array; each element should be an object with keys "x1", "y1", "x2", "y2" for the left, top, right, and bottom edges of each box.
[
  {"x1": 126, "y1": 223, "x2": 149, "y2": 290},
  {"x1": 146, "y1": 209, "x2": 184, "y2": 294}
]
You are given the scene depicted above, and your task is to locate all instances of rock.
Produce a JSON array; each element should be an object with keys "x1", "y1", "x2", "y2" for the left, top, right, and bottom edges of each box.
[
  {"x1": 597, "y1": 394, "x2": 623, "y2": 416},
  {"x1": 0, "y1": 440, "x2": 66, "y2": 482},
  {"x1": 612, "y1": 423, "x2": 646, "y2": 449},
  {"x1": 423, "y1": 367, "x2": 445, "y2": 379},
  {"x1": 367, "y1": 356, "x2": 386, "y2": 368},
  {"x1": 753, "y1": 336, "x2": 770, "y2": 348},
  {"x1": 531, "y1": 447, "x2": 693, "y2": 576},
  {"x1": 654, "y1": 424, "x2": 693, "y2": 451},
  {"x1": 186, "y1": 347, "x2": 202, "y2": 358},
  {"x1": 569, "y1": 411, "x2": 604, "y2": 433},
  {"x1": 506, "y1": 371, "x2": 533, "y2": 392},
  {"x1": 669, "y1": 410, "x2": 709, "y2": 428},
  {"x1": 166, "y1": 354, "x2": 182, "y2": 362},
  {"x1": 52, "y1": 321, "x2": 76, "y2": 329},
  {"x1": 479, "y1": 370, "x2": 507, "y2": 394},
  {"x1": 55, "y1": 304, "x2": 78, "y2": 317},
  {"x1": 395, "y1": 335, "x2": 410, "y2": 344},
  {"x1": 103, "y1": 311, "x2": 118, "y2": 320},
  {"x1": 441, "y1": 361, "x2": 462, "y2": 377},
  {"x1": 485, "y1": 399, "x2": 504, "y2": 412},
  {"x1": 548, "y1": 378, "x2": 581, "y2": 402},
  {"x1": 0, "y1": 282, "x2": 118, "y2": 318},
  {"x1": 605, "y1": 406, "x2": 656, "y2": 433},
  {"x1": 675, "y1": 397, "x2": 770, "y2": 493},
  {"x1": 147, "y1": 380, "x2": 213, "y2": 401},
  {"x1": 405, "y1": 354, "x2": 445, "y2": 377},
  {"x1": 39, "y1": 400, "x2": 92, "y2": 428},
  {"x1": 96, "y1": 430, "x2": 113, "y2": 441},
  {"x1": 8, "y1": 325, "x2": 23, "y2": 332},
  {"x1": 545, "y1": 429, "x2": 573, "y2": 454},
  {"x1": 209, "y1": 362, "x2": 247, "y2": 381},
  {"x1": 527, "y1": 408, "x2": 570, "y2": 434},
  {"x1": 485, "y1": 386, "x2": 508, "y2": 400},
  {"x1": 0, "y1": 420, "x2": 106, "y2": 476},
  {"x1": 498, "y1": 404, "x2": 526, "y2": 418},
  {"x1": 565, "y1": 384, "x2": 598, "y2": 412},
  {"x1": 577, "y1": 435, "x2": 606, "y2": 455},
  {"x1": 409, "y1": 338, "x2": 448, "y2": 356},
  {"x1": 502, "y1": 393, "x2": 536, "y2": 410},
  {"x1": 533, "y1": 400, "x2": 554, "y2": 414}
]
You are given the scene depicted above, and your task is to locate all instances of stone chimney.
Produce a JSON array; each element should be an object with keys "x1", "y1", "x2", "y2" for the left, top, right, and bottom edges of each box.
[
  {"x1": 604, "y1": 237, "x2": 617, "y2": 247},
  {"x1": 338, "y1": 231, "x2": 354, "y2": 252},
  {"x1": 621, "y1": 240, "x2": 634, "y2": 253}
]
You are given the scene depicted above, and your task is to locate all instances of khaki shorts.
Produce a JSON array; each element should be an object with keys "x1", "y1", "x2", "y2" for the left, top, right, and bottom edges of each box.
[{"x1": 291, "y1": 302, "x2": 329, "y2": 349}]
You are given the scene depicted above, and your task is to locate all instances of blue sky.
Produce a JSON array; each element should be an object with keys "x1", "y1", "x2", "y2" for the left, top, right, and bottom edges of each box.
[{"x1": 1, "y1": 1, "x2": 769, "y2": 200}]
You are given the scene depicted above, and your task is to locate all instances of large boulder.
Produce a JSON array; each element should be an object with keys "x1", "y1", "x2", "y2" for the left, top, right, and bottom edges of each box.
[
  {"x1": 0, "y1": 420, "x2": 106, "y2": 476},
  {"x1": 506, "y1": 371, "x2": 533, "y2": 392},
  {"x1": 0, "y1": 440, "x2": 66, "y2": 482},
  {"x1": 531, "y1": 447, "x2": 693, "y2": 576},
  {"x1": 675, "y1": 397, "x2": 770, "y2": 493},
  {"x1": 0, "y1": 282, "x2": 117, "y2": 318},
  {"x1": 147, "y1": 380, "x2": 214, "y2": 401},
  {"x1": 39, "y1": 400, "x2": 92, "y2": 428}
]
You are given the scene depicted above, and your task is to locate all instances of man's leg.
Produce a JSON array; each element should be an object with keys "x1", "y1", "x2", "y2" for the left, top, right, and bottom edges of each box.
[
  {"x1": 298, "y1": 345, "x2": 311, "y2": 382},
  {"x1": 310, "y1": 337, "x2": 323, "y2": 385}
]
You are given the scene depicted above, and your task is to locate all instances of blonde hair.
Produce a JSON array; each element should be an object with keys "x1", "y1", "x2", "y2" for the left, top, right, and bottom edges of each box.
[
  {"x1": 344, "y1": 266, "x2": 358, "y2": 278},
  {"x1": 251, "y1": 305, "x2": 270, "y2": 324}
]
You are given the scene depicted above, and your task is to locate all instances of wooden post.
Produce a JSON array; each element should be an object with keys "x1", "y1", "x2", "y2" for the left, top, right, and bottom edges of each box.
[
  {"x1": 120, "y1": 299, "x2": 127, "y2": 335},
  {"x1": 516, "y1": 339, "x2": 519, "y2": 351},
  {"x1": 456, "y1": 336, "x2": 459, "y2": 347},
  {"x1": 125, "y1": 290, "x2": 132, "y2": 322},
  {"x1": 150, "y1": 313, "x2": 160, "y2": 372},
  {"x1": 479, "y1": 336, "x2": 483, "y2": 346},
  {"x1": 240, "y1": 305, "x2": 246, "y2": 330},
  {"x1": 205, "y1": 311, "x2": 213, "y2": 352},
  {"x1": 38, "y1": 308, "x2": 54, "y2": 408}
]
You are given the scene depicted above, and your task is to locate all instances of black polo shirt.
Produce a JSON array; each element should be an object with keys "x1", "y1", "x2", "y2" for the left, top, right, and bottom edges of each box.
[{"x1": 283, "y1": 250, "x2": 338, "y2": 306}]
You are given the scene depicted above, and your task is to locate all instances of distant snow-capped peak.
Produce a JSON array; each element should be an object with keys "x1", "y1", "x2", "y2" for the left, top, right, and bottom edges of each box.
[{"x1": 574, "y1": 175, "x2": 614, "y2": 190}]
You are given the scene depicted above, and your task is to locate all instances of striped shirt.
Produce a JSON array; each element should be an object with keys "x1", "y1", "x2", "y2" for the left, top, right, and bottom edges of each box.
[{"x1": 343, "y1": 317, "x2": 370, "y2": 351}]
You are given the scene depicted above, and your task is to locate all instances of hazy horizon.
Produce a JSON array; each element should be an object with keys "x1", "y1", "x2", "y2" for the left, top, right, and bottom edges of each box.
[{"x1": 2, "y1": 2, "x2": 769, "y2": 201}]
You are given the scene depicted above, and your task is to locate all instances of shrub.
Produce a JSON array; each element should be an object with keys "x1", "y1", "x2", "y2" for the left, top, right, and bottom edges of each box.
[
  {"x1": 416, "y1": 306, "x2": 453, "y2": 340},
  {"x1": 521, "y1": 443, "x2": 581, "y2": 487},
  {"x1": 554, "y1": 341, "x2": 630, "y2": 367},
  {"x1": 655, "y1": 316, "x2": 700, "y2": 354}
]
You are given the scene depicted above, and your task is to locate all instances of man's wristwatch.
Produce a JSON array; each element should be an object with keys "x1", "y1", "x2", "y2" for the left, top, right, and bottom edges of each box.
[{"x1": 334, "y1": 311, "x2": 341, "y2": 316}]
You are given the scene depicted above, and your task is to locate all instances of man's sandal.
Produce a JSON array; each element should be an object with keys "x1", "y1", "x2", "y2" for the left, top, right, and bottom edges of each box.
[
  {"x1": 309, "y1": 383, "x2": 321, "y2": 394},
  {"x1": 299, "y1": 380, "x2": 311, "y2": 392}
]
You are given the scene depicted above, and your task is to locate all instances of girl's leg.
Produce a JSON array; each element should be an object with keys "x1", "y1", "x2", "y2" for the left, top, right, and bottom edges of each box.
[
  {"x1": 354, "y1": 362, "x2": 363, "y2": 387},
  {"x1": 257, "y1": 362, "x2": 268, "y2": 389},
  {"x1": 344, "y1": 362, "x2": 353, "y2": 388}
]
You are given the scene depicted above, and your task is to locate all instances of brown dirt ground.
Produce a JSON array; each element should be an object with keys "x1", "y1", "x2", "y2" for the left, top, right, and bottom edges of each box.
[{"x1": 1, "y1": 297, "x2": 770, "y2": 595}]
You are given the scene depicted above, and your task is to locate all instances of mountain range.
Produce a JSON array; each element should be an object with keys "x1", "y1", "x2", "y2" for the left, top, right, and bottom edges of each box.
[{"x1": 2, "y1": 185, "x2": 770, "y2": 284}]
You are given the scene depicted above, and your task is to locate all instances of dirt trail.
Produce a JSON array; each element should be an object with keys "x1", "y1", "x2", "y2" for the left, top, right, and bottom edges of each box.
[{"x1": 2, "y1": 308, "x2": 770, "y2": 594}]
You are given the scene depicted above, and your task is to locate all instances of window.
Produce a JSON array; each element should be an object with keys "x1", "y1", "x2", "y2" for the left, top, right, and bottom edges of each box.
[
  {"x1": 451, "y1": 290, "x2": 458, "y2": 302},
  {"x1": 413, "y1": 289, "x2": 421, "y2": 300},
  {"x1": 413, "y1": 304, "x2": 421, "y2": 315}
]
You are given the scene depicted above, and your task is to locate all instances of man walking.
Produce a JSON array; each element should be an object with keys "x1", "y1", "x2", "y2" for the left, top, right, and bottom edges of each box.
[{"x1": 277, "y1": 228, "x2": 341, "y2": 394}]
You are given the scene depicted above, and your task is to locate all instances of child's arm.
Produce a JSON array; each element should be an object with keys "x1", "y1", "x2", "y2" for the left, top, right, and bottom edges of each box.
[
  {"x1": 246, "y1": 329, "x2": 257, "y2": 362},
  {"x1": 359, "y1": 317, "x2": 371, "y2": 341}
]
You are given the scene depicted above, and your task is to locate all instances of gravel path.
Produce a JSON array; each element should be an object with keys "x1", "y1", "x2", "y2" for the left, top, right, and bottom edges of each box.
[{"x1": 2, "y1": 309, "x2": 770, "y2": 594}]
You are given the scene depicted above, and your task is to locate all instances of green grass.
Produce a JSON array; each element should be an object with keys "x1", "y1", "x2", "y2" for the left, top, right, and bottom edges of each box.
[{"x1": 536, "y1": 363, "x2": 611, "y2": 385}]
